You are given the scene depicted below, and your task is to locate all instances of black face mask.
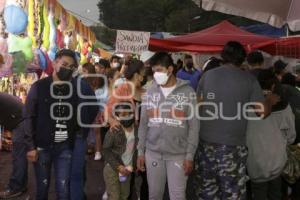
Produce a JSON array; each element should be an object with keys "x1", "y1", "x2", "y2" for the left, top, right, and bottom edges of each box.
[
  {"x1": 141, "y1": 75, "x2": 148, "y2": 86},
  {"x1": 186, "y1": 62, "x2": 194, "y2": 69},
  {"x1": 57, "y1": 67, "x2": 73, "y2": 81},
  {"x1": 120, "y1": 118, "x2": 135, "y2": 128}
]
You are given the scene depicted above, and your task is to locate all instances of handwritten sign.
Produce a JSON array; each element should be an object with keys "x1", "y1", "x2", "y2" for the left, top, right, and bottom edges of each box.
[{"x1": 116, "y1": 30, "x2": 150, "y2": 54}]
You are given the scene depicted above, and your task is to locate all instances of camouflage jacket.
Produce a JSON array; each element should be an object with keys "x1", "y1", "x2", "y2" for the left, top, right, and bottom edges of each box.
[{"x1": 102, "y1": 126, "x2": 138, "y2": 173}]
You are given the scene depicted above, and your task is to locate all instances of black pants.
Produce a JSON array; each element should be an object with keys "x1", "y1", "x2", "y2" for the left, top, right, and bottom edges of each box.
[
  {"x1": 8, "y1": 122, "x2": 28, "y2": 192},
  {"x1": 251, "y1": 176, "x2": 282, "y2": 200}
]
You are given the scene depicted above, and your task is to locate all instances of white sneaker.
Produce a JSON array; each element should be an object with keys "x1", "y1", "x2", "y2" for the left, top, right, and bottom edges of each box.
[
  {"x1": 94, "y1": 152, "x2": 102, "y2": 161},
  {"x1": 102, "y1": 191, "x2": 108, "y2": 200}
]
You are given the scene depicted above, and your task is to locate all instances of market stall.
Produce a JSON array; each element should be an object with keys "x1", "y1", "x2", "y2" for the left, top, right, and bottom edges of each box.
[{"x1": 149, "y1": 20, "x2": 276, "y2": 53}]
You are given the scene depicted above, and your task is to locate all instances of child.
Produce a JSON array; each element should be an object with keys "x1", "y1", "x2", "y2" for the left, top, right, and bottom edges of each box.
[{"x1": 102, "y1": 102, "x2": 137, "y2": 200}]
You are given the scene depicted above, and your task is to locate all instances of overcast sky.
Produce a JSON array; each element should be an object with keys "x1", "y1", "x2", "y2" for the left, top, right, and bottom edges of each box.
[{"x1": 58, "y1": 0, "x2": 102, "y2": 26}]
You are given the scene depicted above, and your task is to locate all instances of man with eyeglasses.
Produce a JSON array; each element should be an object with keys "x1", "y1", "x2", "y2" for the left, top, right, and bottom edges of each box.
[{"x1": 24, "y1": 49, "x2": 82, "y2": 200}]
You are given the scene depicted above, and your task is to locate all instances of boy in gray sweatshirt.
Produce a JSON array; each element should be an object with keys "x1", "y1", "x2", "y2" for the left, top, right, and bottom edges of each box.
[{"x1": 137, "y1": 52, "x2": 199, "y2": 200}]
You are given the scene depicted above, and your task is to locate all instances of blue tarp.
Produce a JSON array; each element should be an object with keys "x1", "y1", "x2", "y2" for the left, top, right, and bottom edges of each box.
[{"x1": 241, "y1": 24, "x2": 286, "y2": 38}]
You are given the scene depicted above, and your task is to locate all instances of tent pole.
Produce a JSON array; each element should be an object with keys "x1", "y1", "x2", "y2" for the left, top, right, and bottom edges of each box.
[{"x1": 286, "y1": 25, "x2": 289, "y2": 37}]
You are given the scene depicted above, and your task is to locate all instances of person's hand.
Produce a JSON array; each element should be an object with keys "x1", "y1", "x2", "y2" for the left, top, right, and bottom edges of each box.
[
  {"x1": 266, "y1": 93, "x2": 281, "y2": 106},
  {"x1": 183, "y1": 160, "x2": 193, "y2": 176},
  {"x1": 137, "y1": 156, "x2": 146, "y2": 172},
  {"x1": 27, "y1": 150, "x2": 38, "y2": 162},
  {"x1": 118, "y1": 165, "x2": 131, "y2": 176}
]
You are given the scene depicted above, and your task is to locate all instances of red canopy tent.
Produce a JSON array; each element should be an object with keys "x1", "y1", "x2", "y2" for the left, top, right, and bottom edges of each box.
[
  {"x1": 261, "y1": 37, "x2": 300, "y2": 59},
  {"x1": 149, "y1": 20, "x2": 276, "y2": 53}
]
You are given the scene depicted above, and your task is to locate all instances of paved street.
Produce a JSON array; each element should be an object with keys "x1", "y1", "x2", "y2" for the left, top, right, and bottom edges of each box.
[{"x1": 0, "y1": 151, "x2": 105, "y2": 200}]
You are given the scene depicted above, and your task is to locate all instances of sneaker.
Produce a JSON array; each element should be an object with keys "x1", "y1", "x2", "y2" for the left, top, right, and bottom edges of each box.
[
  {"x1": 102, "y1": 192, "x2": 108, "y2": 200},
  {"x1": 0, "y1": 188, "x2": 26, "y2": 199},
  {"x1": 94, "y1": 152, "x2": 102, "y2": 161}
]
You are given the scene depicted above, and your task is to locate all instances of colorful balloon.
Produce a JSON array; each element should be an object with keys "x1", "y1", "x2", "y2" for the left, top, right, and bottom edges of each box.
[
  {"x1": 8, "y1": 34, "x2": 33, "y2": 62},
  {"x1": 4, "y1": 5, "x2": 28, "y2": 34}
]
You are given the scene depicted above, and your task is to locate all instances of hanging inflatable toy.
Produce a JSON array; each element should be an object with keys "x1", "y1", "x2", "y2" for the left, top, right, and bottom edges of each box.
[
  {"x1": 33, "y1": 0, "x2": 41, "y2": 44},
  {"x1": 35, "y1": 48, "x2": 47, "y2": 70},
  {"x1": 37, "y1": 1, "x2": 44, "y2": 44},
  {"x1": 11, "y1": 51, "x2": 26, "y2": 74},
  {"x1": 27, "y1": 0, "x2": 36, "y2": 47},
  {"x1": 4, "y1": 5, "x2": 28, "y2": 34},
  {"x1": 42, "y1": 0, "x2": 50, "y2": 50},
  {"x1": 48, "y1": 10, "x2": 57, "y2": 61},
  {"x1": 44, "y1": 51, "x2": 53, "y2": 75},
  {"x1": 59, "y1": 9, "x2": 67, "y2": 32},
  {"x1": 8, "y1": 34, "x2": 33, "y2": 62},
  {"x1": 56, "y1": 28, "x2": 64, "y2": 49}
]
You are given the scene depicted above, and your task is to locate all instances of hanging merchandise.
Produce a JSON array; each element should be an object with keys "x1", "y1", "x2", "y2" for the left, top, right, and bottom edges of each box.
[
  {"x1": 0, "y1": 0, "x2": 5, "y2": 12},
  {"x1": 44, "y1": 51, "x2": 53, "y2": 75},
  {"x1": 42, "y1": 0, "x2": 50, "y2": 50},
  {"x1": 0, "y1": 0, "x2": 6, "y2": 38},
  {"x1": 4, "y1": 5, "x2": 28, "y2": 34},
  {"x1": 37, "y1": 2, "x2": 44, "y2": 46},
  {"x1": 56, "y1": 28, "x2": 64, "y2": 48},
  {"x1": 11, "y1": 51, "x2": 26, "y2": 74},
  {"x1": 59, "y1": 8, "x2": 67, "y2": 32},
  {"x1": 33, "y1": 0, "x2": 41, "y2": 46},
  {"x1": 48, "y1": 10, "x2": 57, "y2": 61},
  {"x1": 27, "y1": 0, "x2": 36, "y2": 46},
  {"x1": 8, "y1": 34, "x2": 33, "y2": 62},
  {"x1": 35, "y1": 48, "x2": 47, "y2": 70},
  {"x1": 27, "y1": 50, "x2": 41, "y2": 71},
  {"x1": 0, "y1": 37, "x2": 13, "y2": 77}
]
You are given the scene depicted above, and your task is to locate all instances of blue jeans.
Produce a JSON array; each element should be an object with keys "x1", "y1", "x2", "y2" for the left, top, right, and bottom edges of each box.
[
  {"x1": 34, "y1": 142, "x2": 72, "y2": 200},
  {"x1": 70, "y1": 135, "x2": 87, "y2": 200},
  {"x1": 8, "y1": 122, "x2": 28, "y2": 191}
]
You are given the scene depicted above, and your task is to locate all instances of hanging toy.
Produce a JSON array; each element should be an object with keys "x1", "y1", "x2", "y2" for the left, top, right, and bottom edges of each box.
[
  {"x1": 11, "y1": 51, "x2": 26, "y2": 74},
  {"x1": 8, "y1": 34, "x2": 33, "y2": 62},
  {"x1": 27, "y1": 0, "x2": 36, "y2": 46},
  {"x1": 59, "y1": 9, "x2": 67, "y2": 32},
  {"x1": 44, "y1": 51, "x2": 53, "y2": 75},
  {"x1": 48, "y1": 9, "x2": 57, "y2": 61},
  {"x1": 33, "y1": 0, "x2": 41, "y2": 46},
  {"x1": 4, "y1": 5, "x2": 28, "y2": 34},
  {"x1": 37, "y1": 1, "x2": 44, "y2": 44},
  {"x1": 42, "y1": 1, "x2": 50, "y2": 50},
  {"x1": 0, "y1": 37, "x2": 13, "y2": 77},
  {"x1": 56, "y1": 28, "x2": 64, "y2": 49},
  {"x1": 35, "y1": 48, "x2": 47, "y2": 70}
]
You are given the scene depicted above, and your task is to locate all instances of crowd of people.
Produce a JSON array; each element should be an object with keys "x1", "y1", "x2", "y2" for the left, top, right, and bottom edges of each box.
[{"x1": 0, "y1": 41, "x2": 300, "y2": 200}]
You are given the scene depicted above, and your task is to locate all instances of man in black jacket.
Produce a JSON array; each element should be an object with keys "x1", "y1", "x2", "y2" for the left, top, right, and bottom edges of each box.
[
  {"x1": 0, "y1": 93, "x2": 27, "y2": 199},
  {"x1": 24, "y1": 49, "x2": 84, "y2": 200}
]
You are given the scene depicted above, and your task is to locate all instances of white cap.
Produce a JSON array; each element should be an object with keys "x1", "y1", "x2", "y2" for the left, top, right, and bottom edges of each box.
[{"x1": 140, "y1": 51, "x2": 155, "y2": 63}]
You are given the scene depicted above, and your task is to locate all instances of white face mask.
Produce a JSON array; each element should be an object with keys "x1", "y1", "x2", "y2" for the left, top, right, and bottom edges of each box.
[
  {"x1": 112, "y1": 62, "x2": 120, "y2": 69},
  {"x1": 154, "y1": 72, "x2": 169, "y2": 85}
]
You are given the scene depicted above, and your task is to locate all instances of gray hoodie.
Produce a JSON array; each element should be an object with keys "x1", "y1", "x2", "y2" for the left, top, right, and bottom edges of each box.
[
  {"x1": 137, "y1": 78, "x2": 200, "y2": 161},
  {"x1": 246, "y1": 105, "x2": 296, "y2": 182}
]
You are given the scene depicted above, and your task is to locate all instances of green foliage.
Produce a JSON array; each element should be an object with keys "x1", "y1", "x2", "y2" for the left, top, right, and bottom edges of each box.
[{"x1": 98, "y1": 0, "x2": 202, "y2": 32}]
